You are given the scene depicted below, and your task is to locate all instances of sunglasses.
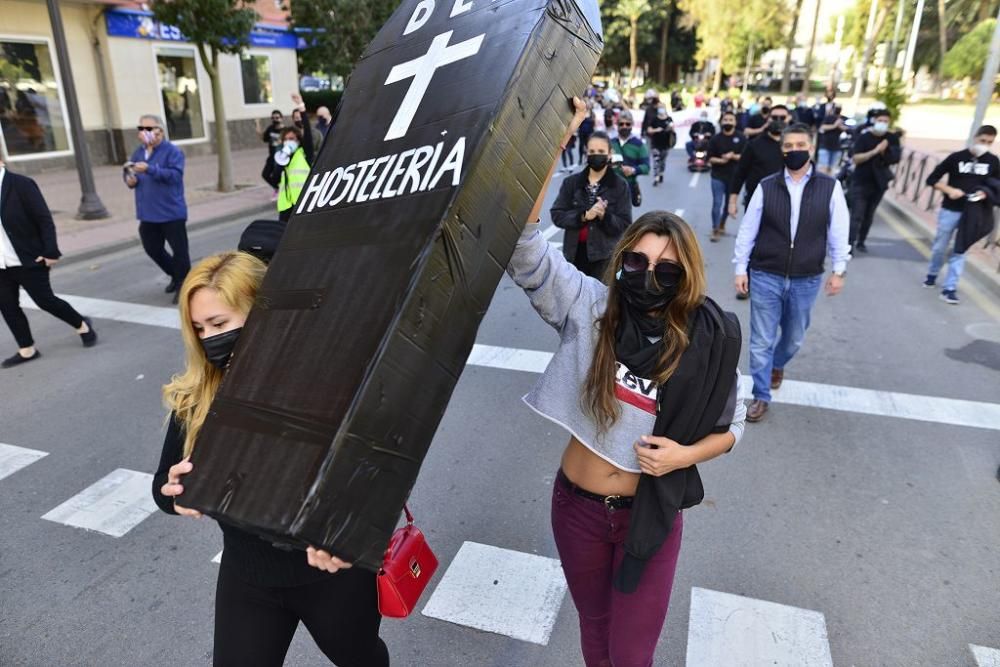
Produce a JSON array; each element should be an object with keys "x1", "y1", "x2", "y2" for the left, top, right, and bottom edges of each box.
[
  {"x1": 621, "y1": 251, "x2": 684, "y2": 286},
  {"x1": 618, "y1": 123, "x2": 632, "y2": 128},
  {"x1": 136, "y1": 126, "x2": 160, "y2": 132}
]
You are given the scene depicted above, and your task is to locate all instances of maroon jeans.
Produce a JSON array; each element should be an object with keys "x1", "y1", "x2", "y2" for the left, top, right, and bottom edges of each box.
[{"x1": 552, "y1": 469, "x2": 684, "y2": 667}]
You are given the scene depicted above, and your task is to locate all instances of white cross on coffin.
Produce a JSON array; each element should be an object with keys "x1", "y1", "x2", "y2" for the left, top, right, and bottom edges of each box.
[{"x1": 383, "y1": 30, "x2": 485, "y2": 141}]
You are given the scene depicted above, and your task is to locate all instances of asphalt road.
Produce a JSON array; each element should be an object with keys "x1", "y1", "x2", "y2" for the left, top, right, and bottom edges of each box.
[{"x1": 1, "y1": 148, "x2": 998, "y2": 667}]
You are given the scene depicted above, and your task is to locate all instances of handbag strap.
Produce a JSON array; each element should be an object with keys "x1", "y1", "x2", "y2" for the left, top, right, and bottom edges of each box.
[{"x1": 402, "y1": 504, "x2": 414, "y2": 525}]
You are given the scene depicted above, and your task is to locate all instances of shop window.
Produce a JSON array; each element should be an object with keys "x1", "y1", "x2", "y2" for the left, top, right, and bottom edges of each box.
[
  {"x1": 241, "y1": 54, "x2": 273, "y2": 105},
  {"x1": 156, "y1": 48, "x2": 205, "y2": 141},
  {"x1": 0, "y1": 40, "x2": 70, "y2": 157}
]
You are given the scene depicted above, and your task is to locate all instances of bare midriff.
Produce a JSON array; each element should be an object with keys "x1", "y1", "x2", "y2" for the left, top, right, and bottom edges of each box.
[{"x1": 560, "y1": 436, "x2": 641, "y2": 497}]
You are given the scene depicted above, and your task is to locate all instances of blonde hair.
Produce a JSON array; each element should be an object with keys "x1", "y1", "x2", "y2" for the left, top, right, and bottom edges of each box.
[
  {"x1": 583, "y1": 211, "x2": 707, "y2": 432},
  {"x1": 163, "y1": 251, "x2": 267, "y2": 457}
]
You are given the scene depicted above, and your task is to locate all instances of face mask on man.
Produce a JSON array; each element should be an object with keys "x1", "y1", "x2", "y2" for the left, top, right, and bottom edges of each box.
[
  {"x1": 141, "y1": 130, "x2": 156, "y2": 146},
  {"x1": 768, "y1": 118, "x2": 786, "y2": 135},
  {"x1": 761, "y1": 106, "x2": 771, "y2": 116},
  {"x1": 722, "y1": 123, "x2": 735, "y2": 132},
  {"x1": 283, "y1": 140, "x2": 299, "y2": 154},
  {"x1": 872, "y1": 121, "x2": 889, "y2": 135},
  {"x1": 970, "y1": 143, "x2": 990, "y2": 157},
  {"x1": 587, "y1": 154, "x2": 609, "y2": 171},
  {"x1": 783, "y1": 150, "x2": 811, "y2": 171},
  {"x1": 201, "y1": 328, "x2": 242, "y2": 370}
]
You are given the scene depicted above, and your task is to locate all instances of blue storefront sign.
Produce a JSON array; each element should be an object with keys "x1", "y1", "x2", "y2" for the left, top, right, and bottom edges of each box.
[{"x1": 105, "y1": 8, "x2": 298, "y2": 49}]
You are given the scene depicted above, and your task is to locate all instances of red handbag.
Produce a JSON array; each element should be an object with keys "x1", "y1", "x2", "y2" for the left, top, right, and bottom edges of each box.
[{"x1": 377, "y1": 505, "x2": 438, "y2": 618}]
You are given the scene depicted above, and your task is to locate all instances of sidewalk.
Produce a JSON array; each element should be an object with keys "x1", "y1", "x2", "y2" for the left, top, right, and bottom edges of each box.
[{"x1": 34, "y1": 147, "x2": 276, "y2": 264}]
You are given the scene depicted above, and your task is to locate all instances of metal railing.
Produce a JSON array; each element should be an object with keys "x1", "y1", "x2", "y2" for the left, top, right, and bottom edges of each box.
[{"x1": 890, "y1": 148, "x2": 941, "y2": 213}]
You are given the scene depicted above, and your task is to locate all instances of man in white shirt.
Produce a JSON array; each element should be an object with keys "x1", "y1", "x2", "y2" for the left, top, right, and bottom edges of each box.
[
  {"x1": 0, "y1": 161, "x2": 96, "y2": 368},
  {"x1": 732, "y1": 124, "x2": 851, "y2": 422}
]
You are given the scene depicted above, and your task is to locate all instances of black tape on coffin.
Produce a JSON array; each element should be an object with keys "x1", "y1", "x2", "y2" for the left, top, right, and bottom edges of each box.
[{"x1": 181, "y1": 0, "x2": 603, "y2": 571}]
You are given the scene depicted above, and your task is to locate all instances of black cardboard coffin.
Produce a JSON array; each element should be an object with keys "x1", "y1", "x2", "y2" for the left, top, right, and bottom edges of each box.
[{"x1": 181, "y1": 0, "x2": 602, "y2": 570}]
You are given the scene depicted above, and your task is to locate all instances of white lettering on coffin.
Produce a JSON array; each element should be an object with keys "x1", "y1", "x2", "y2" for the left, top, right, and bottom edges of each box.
[
  {"x1": 614, "y1": 362, "x2": 658, "y2": 415},
  {"x1": 958, "y1": 161, "x2": 990, "y2": 176},
  {"x1": 296, "y1": 137, "x2": 467, "y2": 215}
]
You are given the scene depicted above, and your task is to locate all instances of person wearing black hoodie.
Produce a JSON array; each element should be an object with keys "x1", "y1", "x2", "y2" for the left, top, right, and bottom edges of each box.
[{"x1": 550, "y1": 131, "x2": 633, "y2": 279}]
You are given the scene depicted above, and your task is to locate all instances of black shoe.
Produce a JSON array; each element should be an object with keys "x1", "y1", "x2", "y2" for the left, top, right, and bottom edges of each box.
[
  {"x1": 80, "y1": 317, "x2": 98, "y2": 347},
  {"x1": 2, "y1": 350, "x2": 41, "y2": 369},
  {"x1": 172, "y1": 291, "x2": 179, "y2": 305},
  {"x1": 165, "y1": 279, "x2": 178, "y2": 294},
  {"x1": 855, "y1": 242, "x2": 868, "y2": 253}
]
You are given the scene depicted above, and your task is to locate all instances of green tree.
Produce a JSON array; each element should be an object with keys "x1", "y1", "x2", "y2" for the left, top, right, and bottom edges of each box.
[
  {"x1": 615, "y1": 0, "x2": 653, "y2": 97},
  {"x1": 875, "y1": 70, "x2": 906, "y2": 123},
  {"x1": 289, "y1": 0, "x2": 400, "y2": 78},
  {"x1": 598, "y1": 0, "x2": 696, "y2": 87},
  {"x1": 150, "y1": 0, "x2": 256, "y2": 192},
  {"x1": 942, "y1": 18, "x2": 997, "y2": 79}
]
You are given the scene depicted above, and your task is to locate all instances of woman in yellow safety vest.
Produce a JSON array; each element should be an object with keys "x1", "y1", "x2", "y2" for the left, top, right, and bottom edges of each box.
[{"x1": 270, "y1": 93, "x2": 317, "y2": 222}]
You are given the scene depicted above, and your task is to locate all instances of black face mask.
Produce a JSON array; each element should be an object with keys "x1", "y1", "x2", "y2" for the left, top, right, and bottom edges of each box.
[
  {"x1": 761, "y1": 106, "x2": 771, "y2": 116},
  {"x1": 783, "y1": 150, "x2": 811, "y2": 170},
  {"x1": 721, "y1": 123, "x2": 735, "y2": 132},
  {"x1": 201, "y1": 327, "x2": 242, "y2": 370},
  {"x1": 587, "y1": 154, "x2": 609, "y2": 171},
  {"x1": 617, "y1": 269, "x2": 679, "y2": 314},
  {"x1": 768, "y1": 119, "x2": 786, "y2": 135}
]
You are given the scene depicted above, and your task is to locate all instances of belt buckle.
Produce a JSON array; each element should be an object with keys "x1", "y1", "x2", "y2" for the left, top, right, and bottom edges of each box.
[{"x1": 604, "y1": 495, "x2": 621, "y2": 511}]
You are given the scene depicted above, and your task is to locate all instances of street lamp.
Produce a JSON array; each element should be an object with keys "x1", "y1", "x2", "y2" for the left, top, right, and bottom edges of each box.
[{"x1": 45, "y1": 0, "x2": 109, "y2": 220}]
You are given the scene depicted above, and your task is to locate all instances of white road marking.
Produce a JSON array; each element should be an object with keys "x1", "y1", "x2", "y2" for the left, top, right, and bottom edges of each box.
[
  {"x1": 686, "y1": 587, "x2": 833, "y2": 667},
  {"x1": 972, "y1": 644, "x2": 1000, "y2": 667},
  {"x1": 29, "y1": 294, "x2": 1000, "y2": 431},
  {"x1": 21, "y1": 290, "x2": 179, "y2": 329},
  {"x1": 211, "y1": 550, "x2": 223, "y2": 564},
  {"x1": 421, "y1": 541, "x2": 567, "y2": 645},
  {"x1": 41, "y1": 468, "x2": 158, "y2": 537},
  {"x1": 0, "y1": 443, "x2": 48, "y2": 482},
  {"x1": 689, "y1": 171, "x2": 701, "y2": 188},
  {"x1": 674, "y1": 208, "x2": 685, "y2": 217}
]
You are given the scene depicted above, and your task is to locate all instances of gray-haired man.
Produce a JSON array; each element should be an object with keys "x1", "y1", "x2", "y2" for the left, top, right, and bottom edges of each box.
[{"x1": 124, "y1": 114, "x2": 189, "y2": 302}]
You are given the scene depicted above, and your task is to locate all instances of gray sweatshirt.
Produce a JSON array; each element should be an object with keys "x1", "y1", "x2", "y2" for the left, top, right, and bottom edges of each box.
[{"x1": 506, "y1": 223, "x2": 746, "y2": 473}]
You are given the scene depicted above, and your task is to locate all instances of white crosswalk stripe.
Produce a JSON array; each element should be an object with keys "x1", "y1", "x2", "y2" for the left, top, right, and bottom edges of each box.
[
  {"x1": 972, "y1": 644, "x2": 1000, "y2": 667},
  {"x1": 686, "y1": 587, "x2": 834, "y2": 667},
  {"x1": 20, "y1": 294, "x2": 1000, "y2": 432},
  {"x1": 211, "y1": 550, "x2": 223, "y2": 564},
  {"x1": 421, "y1": 541, "x2": 567, "y2": 645},
  {"x1": 0, "y1": 443, "x2": 48, "y2": 482},
  {"x1": 41, "y1": 468, "x2": 158, "y2": 537}
]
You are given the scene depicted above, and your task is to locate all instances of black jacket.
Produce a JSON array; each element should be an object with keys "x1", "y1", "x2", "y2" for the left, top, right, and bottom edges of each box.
[
  {"x1": 550, "y1": 167, "x2": 632, "y2": 263},
  {"x1": 955, "y1": 177, "x2": 1000, "y2": 255},
  {"x1": 730, "y1": 133, "x2": 784, "y2": 203},
  {"x1": 0, "y1": 169, "x2": 61, "y2": 263}
]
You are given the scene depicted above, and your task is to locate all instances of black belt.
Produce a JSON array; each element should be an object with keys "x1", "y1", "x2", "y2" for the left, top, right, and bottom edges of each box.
[{"x1": 558, "y1": 469, "x2": 634, "y2": 510}]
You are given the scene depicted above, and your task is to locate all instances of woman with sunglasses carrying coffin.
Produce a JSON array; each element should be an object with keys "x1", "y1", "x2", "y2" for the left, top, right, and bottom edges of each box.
[
  {"x1": 510, "y1": 100, "x2": 746, "y2": 667},
  {"x1": 151, "y1": 252, "x2": 389, "y2": 667}
]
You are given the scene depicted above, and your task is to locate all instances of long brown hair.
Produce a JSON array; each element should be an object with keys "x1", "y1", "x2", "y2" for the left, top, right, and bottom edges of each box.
[
  {"x1": 163, "y1": 251, "x2": 267, "y2": 457},
  {"x1": 583, "y1": 211, "x2": 707, "y2": 432}
]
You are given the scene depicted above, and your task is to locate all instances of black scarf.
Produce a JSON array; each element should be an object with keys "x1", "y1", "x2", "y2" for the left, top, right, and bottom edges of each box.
[{"x1": 612, "y1": 296, "x2": 742, "y2": 593}]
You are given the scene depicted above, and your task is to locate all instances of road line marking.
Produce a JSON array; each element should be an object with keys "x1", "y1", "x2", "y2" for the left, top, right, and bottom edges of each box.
[
  {"x1": 972, "y1": 644, "x2": 1000, "y2": 667},
  {"x1": 21, "y1": 291, "x2": 179, "y2": 329},
  {"x1": 674, "y1": 208, "x2": 685, "y2": 217},
  {"x1": 468, "y1": 343, "x2": 1000, "y2": 432},
  {"x1": 421, "y1": 541, "x2": 567, "y2": 645},
  {"x1": 0, "y1": 443, "x2": 48, "y2": 482},
  {"x1": 41, "y1": 468, "x2": 158, "y2": 537},
  {"x1": 28, "y1": 294, "x2": 1000, "y2": 431},
  {"x1": 880, "y1": 212, "x2": 1000, "y2": 323},
  {"x1": 211, "y1": 550, "x2": 223, "y2": 564},
  {"x1": 689, "y1": 171, "x2": 701, "y2": 188},
  {"x1": 542, "y1": 225, "x2": 562, "y2": 241},
  {"x1": 686, "y1": 587, "x2": 833, "y2": 667}
]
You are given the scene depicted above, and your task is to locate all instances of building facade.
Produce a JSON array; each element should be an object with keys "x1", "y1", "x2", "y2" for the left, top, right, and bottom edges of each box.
[{"x1": 0, "y1": 0, "x2": 300, "y2": 174}]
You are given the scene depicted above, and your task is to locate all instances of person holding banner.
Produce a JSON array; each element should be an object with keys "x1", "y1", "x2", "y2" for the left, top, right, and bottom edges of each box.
[
  {"x1": 270, "y1": 93, "x2": 317, "y2": 222},
  {"x1": 151, "y1": 251, "x2": 389, "y2": 667},
  {"x1": 512, "y1": 99, "x2": 745, "y2": 666}
]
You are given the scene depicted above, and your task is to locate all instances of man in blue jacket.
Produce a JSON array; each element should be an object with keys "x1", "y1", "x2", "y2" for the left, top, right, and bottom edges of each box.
[{"x1": 124, "y1": 115, "x2": 189, "y2": 303}]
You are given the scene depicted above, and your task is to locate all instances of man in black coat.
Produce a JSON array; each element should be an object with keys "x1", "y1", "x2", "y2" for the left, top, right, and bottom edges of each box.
[
  {"x1": 0, "y1": 161, "x2": 97, "y2": 368},
  {"x1": 550, "y1": 131, "x2": 633, "y2": 279}
]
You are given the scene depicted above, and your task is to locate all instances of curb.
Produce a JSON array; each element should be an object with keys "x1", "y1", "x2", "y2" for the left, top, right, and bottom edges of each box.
[
  {"x1": 879, "y1": 195, "x2": 1000, "y2": 301},
  {"x1": 59, "y1": 202, "x2": 274, "y2": 268}
]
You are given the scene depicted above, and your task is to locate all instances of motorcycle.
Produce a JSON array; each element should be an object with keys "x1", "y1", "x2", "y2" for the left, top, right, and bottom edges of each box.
[{"x1": 687, "y1": 131, "x2": 711, "y2": 173}]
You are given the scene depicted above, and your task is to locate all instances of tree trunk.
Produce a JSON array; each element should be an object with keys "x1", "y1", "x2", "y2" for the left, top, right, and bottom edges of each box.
[
  {"x1": 658, "y1": 16, "x2": 670, "y2": 85},
  {"x1": 712, "y1": 56, "x2": 723, "y2": 93},
  {"x1": 937, "y1": 0, "x2": 948, "y2": 88},
  {"x1": 859, "y1": 6, "x2": 890, "y2": 94},
  {"x1": 801, "y1": 0, "x2": 822, "y2": 93},
  {"x1": 628, "y1": 15, "x2": 639, "y2": 98},
  {"x1": 197, "y1": 44, "x2": 234, "y2": 193},
  {"x1": 781, "y1": 0, "x2": 805, "y2": 93}
]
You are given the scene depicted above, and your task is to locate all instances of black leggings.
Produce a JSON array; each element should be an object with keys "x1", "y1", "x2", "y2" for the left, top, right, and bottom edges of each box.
[{"x1": 213, "y1": 566, "x2": 389, "y2": 667}]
